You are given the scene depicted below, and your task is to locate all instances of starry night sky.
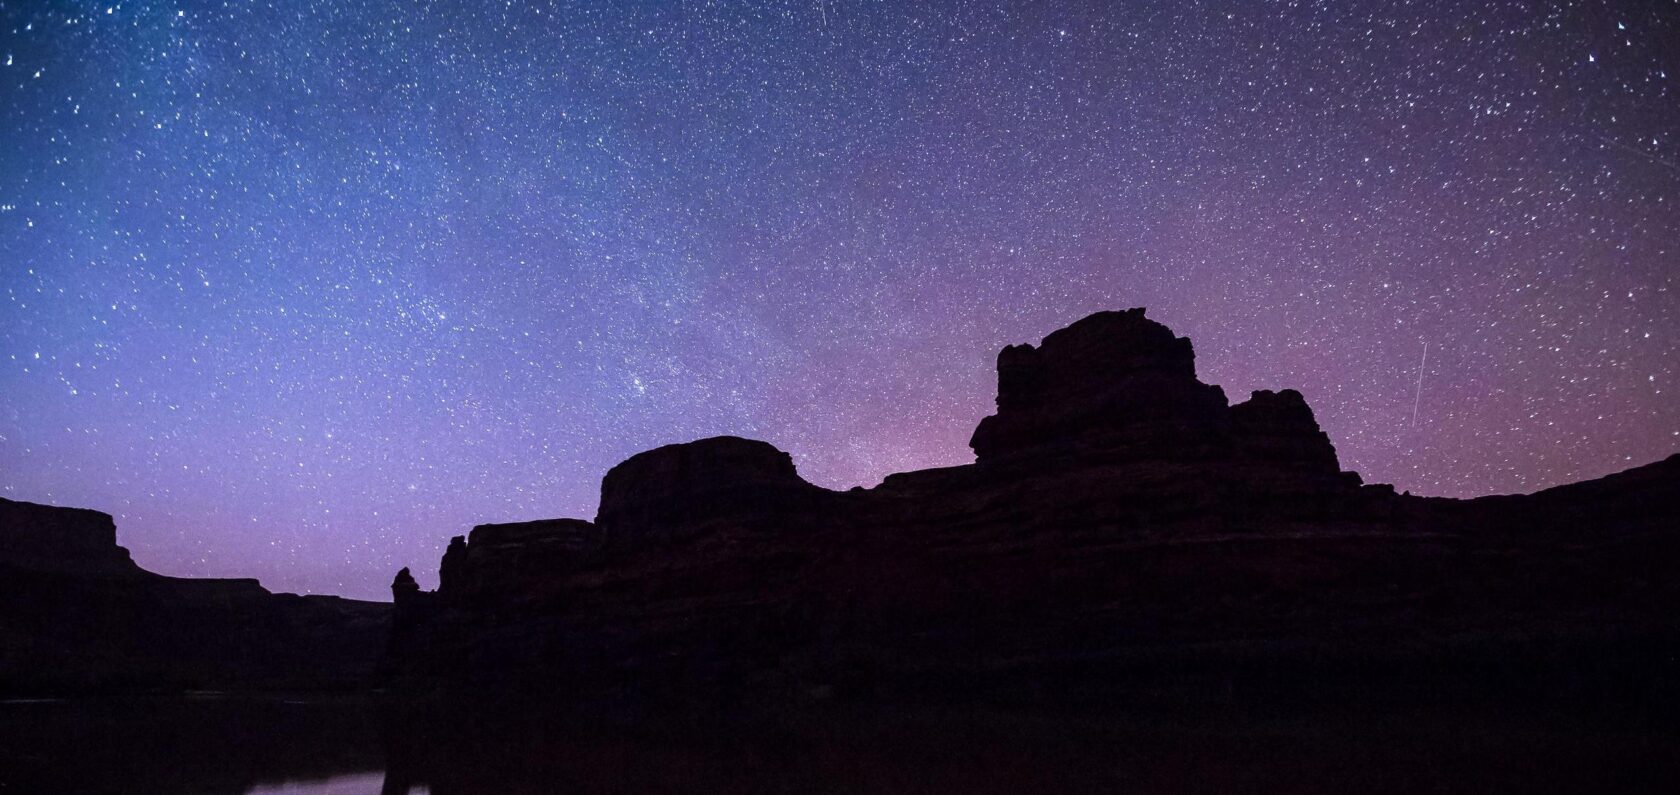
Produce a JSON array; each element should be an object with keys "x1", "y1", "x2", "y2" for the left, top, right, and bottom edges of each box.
[{"x1": 3, "y1": 0, "x2": 1677, "y2": 599}]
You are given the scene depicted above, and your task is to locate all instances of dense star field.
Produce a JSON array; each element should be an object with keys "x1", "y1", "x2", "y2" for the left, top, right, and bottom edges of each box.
[{"x1": 2, "y1": 1, "x2": 1676, "y2": 599}]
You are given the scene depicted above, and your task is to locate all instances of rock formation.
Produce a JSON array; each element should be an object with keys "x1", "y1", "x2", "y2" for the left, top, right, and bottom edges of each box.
[
  {"x1": 386, "y1": 308, "x2": 1680, "y2": 704},
  {"x1": 0, "y1": 497, "x2": 390, "y2": 694},
  {"x1": 9, "y1": 308, "x2": 1676, "y2": 704},
  {"x1": 430, "y1": 518, "x2": 598, "y2": 602},
  {"x1": 392, "y1": 567, "x2": 421, "y2": 602},
  {"x1": 0, "y1": 498, "x2": 137, "y2": 575},
  {"x1": 597, "y1": 436, "x2": 837, "y2": 543},
  {"x1": 1228, "y1": 388, "x2": 1344, "y2": 476},
  {"x1": 968, "y1": 308, "x2": 1231, "y2": 465}
]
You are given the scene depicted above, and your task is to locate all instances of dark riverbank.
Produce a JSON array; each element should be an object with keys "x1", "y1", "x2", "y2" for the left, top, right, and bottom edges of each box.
[{"x1": 6, "y1": 692, "x2": 1680, "y2": 794}]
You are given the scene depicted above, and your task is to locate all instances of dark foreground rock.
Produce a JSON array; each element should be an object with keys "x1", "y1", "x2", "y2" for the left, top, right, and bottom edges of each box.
[
  {"x1": 387, "y1": 309, "x2": 1680, "y2": 707},
  {"x1": 0, "y1": 498, "x2": 389, "y2": 694},
  {"x1": 9, "y1": 694, "x2": 1680, "y2": 794}
]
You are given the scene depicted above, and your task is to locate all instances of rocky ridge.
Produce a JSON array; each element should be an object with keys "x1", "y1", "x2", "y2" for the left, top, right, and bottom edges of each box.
[
  {"x1": 388, "y1": 309, "x2": 1680, "y2": 704},
  {"x1": 0, "y1": 497, "x2": 389, "y2": 694}
]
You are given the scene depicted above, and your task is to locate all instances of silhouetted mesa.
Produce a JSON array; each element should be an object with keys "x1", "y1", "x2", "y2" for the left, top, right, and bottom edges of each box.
[
  {"x1": 9, "y1": 308, "x2": 1678, "y2": 704},
  {"x1": 387, "y1": 308, "x2": 1680, "y2": 704},
  {"x1": 0, "y1": 497, "x2": 389, "y2": 694},
  {"x1": 0, "y1": 498, "x2": 136, "y2": 576}
]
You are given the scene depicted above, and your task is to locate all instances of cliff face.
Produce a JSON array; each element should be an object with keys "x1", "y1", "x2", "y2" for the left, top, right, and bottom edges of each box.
[
  {"x1": 0, "y1": 498, "x2": 137, "y2": 575},
  {"x1": 0, "y1": 498, "x2": 390, "y2": 694},
  {"x1": 385, "y1": 309, "x2": 1680, "y2": 701}
]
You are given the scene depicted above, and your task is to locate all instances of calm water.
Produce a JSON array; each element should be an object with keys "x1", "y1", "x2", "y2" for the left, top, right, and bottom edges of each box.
[
  {"x1": 244, "y1": 773, "x2": 399, "y2": 794},
  {"x1": 4, "y1": 695, "x2": 1680, "y2": 793}
]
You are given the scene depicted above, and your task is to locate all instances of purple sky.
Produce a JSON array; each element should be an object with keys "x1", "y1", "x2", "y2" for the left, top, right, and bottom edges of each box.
[{"x1": 3, "y1": 1, "x2": 1676, "y2": 599}]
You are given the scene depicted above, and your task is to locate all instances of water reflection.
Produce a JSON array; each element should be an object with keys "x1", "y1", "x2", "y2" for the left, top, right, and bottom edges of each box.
[
  {"x1": 245, "y1": 772, "x2": 400, "y2": 794},
  {"x1": 0, "y1": 696, "x2": 383, "y2": 794},
  {"x1": 3, "y1": 695, "x2": 1680, "y2": 793}
]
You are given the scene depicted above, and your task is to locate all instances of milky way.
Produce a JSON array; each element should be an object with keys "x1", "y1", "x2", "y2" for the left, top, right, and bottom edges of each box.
[{"x1": 3, "y1": 1, "x2": 1676, "y2": 598}]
